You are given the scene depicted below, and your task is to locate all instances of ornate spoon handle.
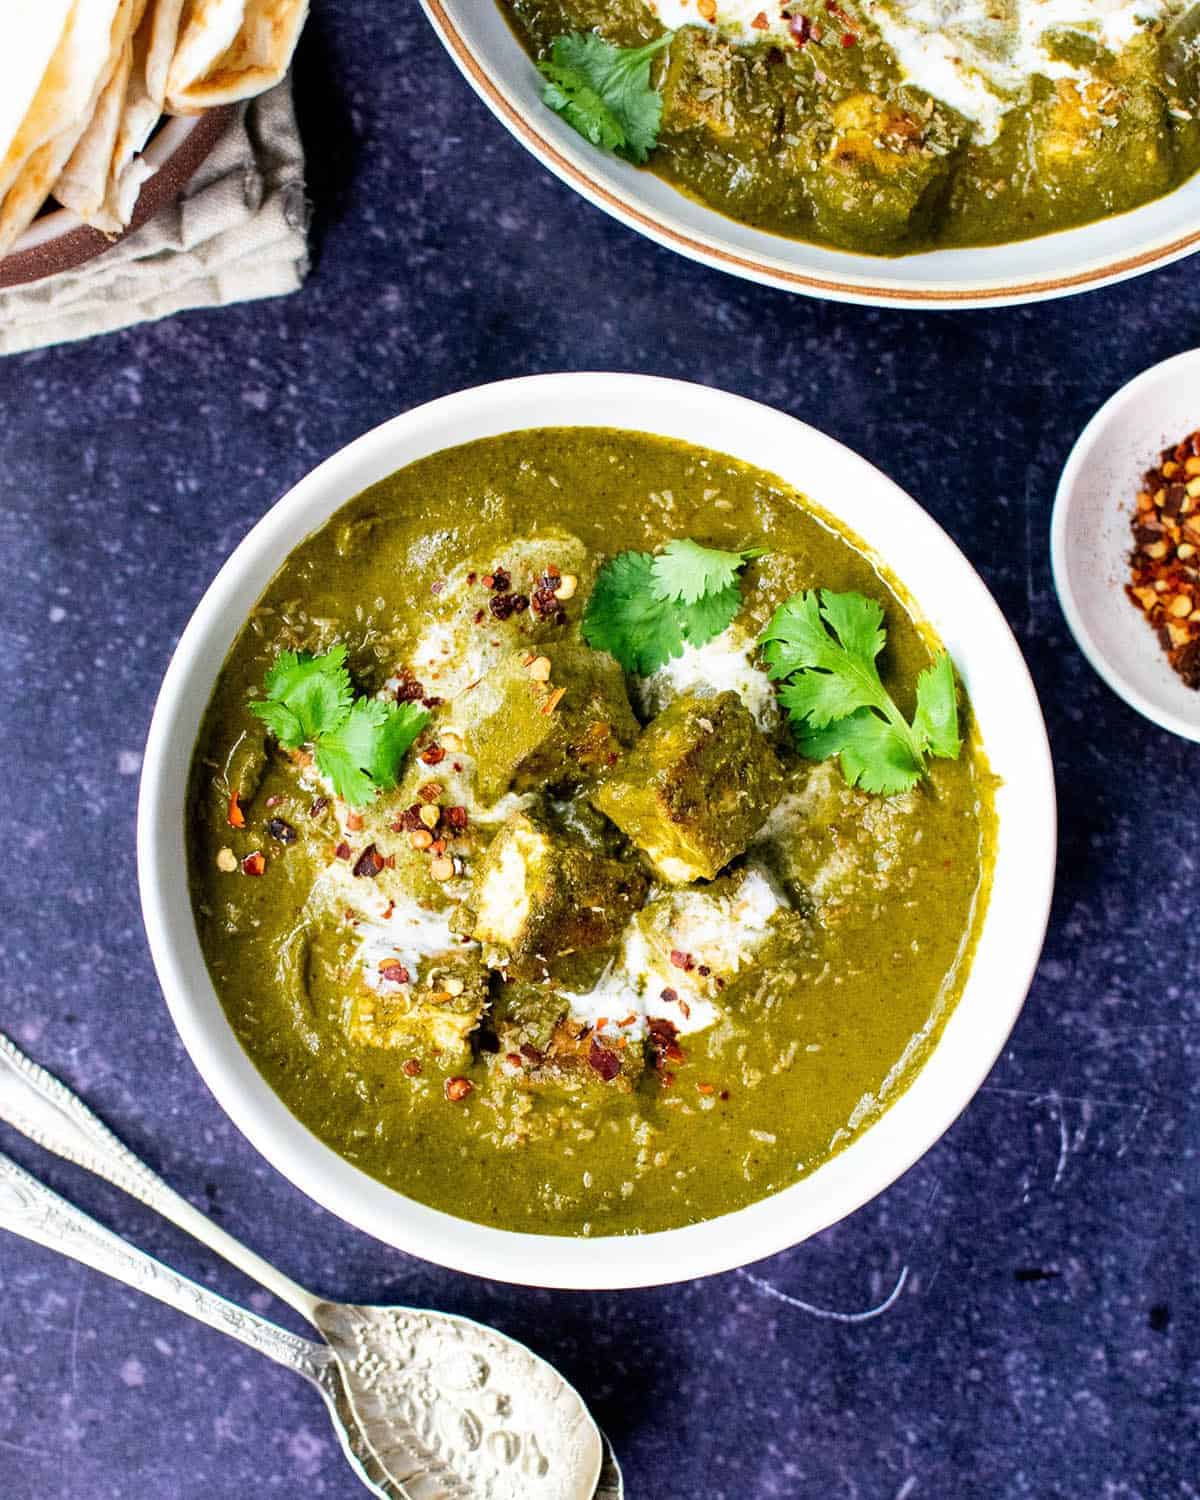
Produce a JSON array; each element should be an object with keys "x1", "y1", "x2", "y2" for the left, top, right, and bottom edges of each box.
[
  {"x1": 0, "y1": 1147, "x2": 331, "y2": 1384},
  {"x1": 0, "y1": 1031, "x2": 320, "y2": 1321}
]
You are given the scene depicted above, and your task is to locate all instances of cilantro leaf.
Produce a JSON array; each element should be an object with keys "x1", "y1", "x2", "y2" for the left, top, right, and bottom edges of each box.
[
  {"x1": 911, "y1": 652, "x2": 961, "y2": 760},
  {"x1": 583, "y1": 538, "x2": 762, "y2": 676},
  {"x1": 538, "y1": 31, "x2": 674, "y2": 164},
  {"x1": 677, "y1": 582, "x2": 742, "y2": 644},
  {"x1": 760, "y1": 589, "x2": 961, "y2": 795},
  {"x1": 250, "y1": 646, "x2": 428, "y2": 806},
  {"x1": 250, "y1": 646, "x2": 353, "y2": 746},
  {"x1": 652, "y1": 539, "x2": 762, "y2": 606},
  {"x1": 319, "y1": 698, "x2": 430, "y2": 796},
  {"x1": 582, "y1": 549, "x2": 684, "y2": 676}
]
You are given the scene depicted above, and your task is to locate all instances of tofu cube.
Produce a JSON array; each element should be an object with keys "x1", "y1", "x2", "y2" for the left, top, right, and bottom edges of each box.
[
  {"x1": 659, "y1": 27, "x2": 778, "y2": 158},
  {"x1": 456, "y1": 644, "x2": 639, "y2": 805},
  {"x1": 345, "y1": 954, "x2": 489, "y2": 1066},
  {"x1": 469, "y1": 811, "x2": 648, "y2": 978},
  {"x1": 807, "y1": 92, "x2": 954, "y2": 251},
  {"x1": 592, "y1": 691, "x2": 784, "y2": 884}
]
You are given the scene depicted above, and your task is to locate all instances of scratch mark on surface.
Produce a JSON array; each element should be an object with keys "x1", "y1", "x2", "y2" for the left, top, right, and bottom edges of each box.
[
  {"x1": 0, "y1": 1436, "x2": 55, "y2": 1460},
  {"x1": 1050, "y1": 1093, "x2": 1070, "y2": 1188},
  {"x1": 895, "y1": 1477, "x2": 918, "y2": 1500},
  {"x1": 739, "y1": 1264, "x2": 909, "y2": 1323},
  {"x1": 68, "y1": 1275, "x2": 85, "y2": 1395}
]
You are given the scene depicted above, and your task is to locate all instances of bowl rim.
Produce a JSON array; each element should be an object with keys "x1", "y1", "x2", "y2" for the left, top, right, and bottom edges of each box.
[
  {"x1": 420, "y1": 0, "x2": 1200, "y2": 309},
  {"x1": 138, "y1": 372, "x2": 1057, "y2": 1289},
  {"x1": 1051, "y1": 346, "x2": 1200, "y2": 744}
]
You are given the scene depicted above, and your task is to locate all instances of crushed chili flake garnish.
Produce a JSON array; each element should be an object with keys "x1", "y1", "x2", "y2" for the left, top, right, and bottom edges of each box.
[
  {"x1": 379, "y1": 961, "x2": 411, "y2": 984},
  {"x1": 392, "y1": 804, "x2": 426, "y2": 833},
  {"x1": 266, "y1": 817, "x2": 297, "y2": 845},
  {"x1": 841, "y1": 30, "x2": 858, "y2": 45},
  {"x1": 1126, "y1": 430, "x2": 1200, "y2": 688},
  {"x1": 473, "y1": 608, "x2": 485, "y2": 624},
  {"x1": 531, "y1": 573, "x2": 568, "y2": 624},
  {"x1": 660, "y1": 987, "x2": 678, "y2": 1003},
  {"x1": 241, "y1": 851, "x2": 266, "y2": 876},
  {"x1": 430, "y1": 580, "x2": 444, "y2": 595},
  {"x1": 669, "y1": 949, "x2": 696, "y2": 972},
  {"x1": 352, "y1": 844, "x2": 384, "y2": 878},
  {"x1": 488, "y1": 592, "x2": 519, "y2": 621},
  {"x1": 227, "y1": 791, "x2": 246, "y2": 828},
  {"x1": 395, "y1": 676, "x2": 426, "y2": 703},
  {"x1": 659, "y1": 1071, "x2": 676, "y2": 1088},
  {"x1": 789, "y1": 13, "x2": 811, "y2": 44},
  {"x1": 587, "y1": 1037, "x2": 622, "y2": 1081},
  {"x1": 647, "y1": 1016, "x2": 684, "y2": 1069},
  {"x1": 678, "y1": 997, "x2": 691, "y2": 1019},
  {"x1": 697, "y1": 964, "x2": 711, "y2": 977},
  {"x1": 420, "y1": 744, "x2": 446, "y2": 765},
  {"x1": 443, "y1": 805, "x2": 469, "y2": 831},
  {"x1": 540, "y1": 685, "x2": 567, "y2": 716},
  {"x1": 466, "y1": 572, "x2": 477, "y2": 585},
  {"x1": 445, "y1": 1076, "x2": 474, "y2": 1101},
  {"x1": 310, "y1": 796, "x2": 329, "y2": 817},
  {"x1": 417, "y1": 780, "x2": 443, "y2": 802},
  {"x1": 506, "y1": 1052, "x2": 524, "y2": 1067},
  {"x1": 719, "y1": 1089, "x2": 729, "y2": 1101},
  {"x1": 345, "y1": 810, "x2": 364, "y2": 831},
  {"x1": 752, "y1": 10, "x2": 769, "y2": 28},
  {"x1": 422, "y1": 695, "x2": 443, "y2": 709},
  {"x1": 402, "y1": 1058, "x2": 422, "y2": 1077},
  {"x1": 485, "y1": 568, "x2": 510, "y2": 592},
  {"x1": 334, "y1": 841, "x2": 352, "y2": 860},
  {"x1": 519, "y1": 1042, "x2": 545, "y2": 1064}
]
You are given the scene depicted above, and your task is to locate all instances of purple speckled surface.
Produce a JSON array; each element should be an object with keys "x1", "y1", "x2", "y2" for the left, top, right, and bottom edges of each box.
[{"x1": 0, "y1": 5, "x2": 1197, "y2": 1497}]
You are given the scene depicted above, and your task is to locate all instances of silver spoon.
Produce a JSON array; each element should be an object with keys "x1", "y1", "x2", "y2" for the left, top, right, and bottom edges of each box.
[{"x1": 0, "y1": 1032, "x2": 620, "y2": 1500}]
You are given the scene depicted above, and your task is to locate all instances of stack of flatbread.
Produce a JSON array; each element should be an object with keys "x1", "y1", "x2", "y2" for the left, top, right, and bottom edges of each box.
[{"x1": 0, "y1": 0, "x2": 308, "y2": 257}]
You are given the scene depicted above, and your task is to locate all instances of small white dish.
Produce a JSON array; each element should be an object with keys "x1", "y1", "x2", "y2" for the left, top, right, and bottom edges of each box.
[
  {"x1": 1052, "y1": 348, "x2": 1200, "y2": 743},
  {"x1": 138, "y1": 373, "x2": 1056, "y2": 1289},
  {"x1": 421, "y1": 0, "x2": 1200, "y2": 309}
]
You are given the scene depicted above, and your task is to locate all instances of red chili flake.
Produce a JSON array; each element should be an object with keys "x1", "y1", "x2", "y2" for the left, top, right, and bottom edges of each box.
[
  {"x1": 266, "y1": 817, "x2": 297, "y2": 845},
  {"x1": 697, "y1": 1082, "x2": 715, "y2": 1096},
  {"x1": 751, "y1": 9, "x2": 768, "y2": 26},
  {"x1": 506, "y1": 1052, "x2": 524, "y2": 1067},
  {"x1": 587, "y1": 1038, "x2": 621, "y2": 1082},
  {"x1": 488, "y1": 593, "x2": 519, "y2": 621},
  {"x1": 489, "y1": 568, "x2": 511, "y2": 592},
  {"x1": 443, "y1": 805, "x2": 469, "y2": 831},
  {"x1": 531, "y1": 574, "x2": 567, "y2": 625},
  {"x1": 403, "y1": 1058, "x2": 422, "y2": 1077},
  {"x1": 334, "y1": 841, "x2": 352, "y2": 860},
  {"x1": 384, "y1": 853, "x2": 396, "y2": 869},
  {"x1": 678, "y1": 997, "x2": 691, "y2": 1020},
  {"x1": 841, "y1": 29, "x2": 857, "y2": 45},
  {"x1": 345, "y1": 810, "x2": 364, "y2": 832},
  {"x1": 430, "y1": 838, "x2": 446, "y2": 855},
  {"x1": 466, "y1": 572, "x2": 477, "y2": 585},
  {"x1": 430, "y1": 580, "x2": 445, "y2": 595},
  {"x1": 647, "y1": 1016, "x2": 684, "y2": 1068},
  {"x1": 391, "y1": 804, "x2": 426, "y2": 832},
  {"x1": 669, "y1": 949, "x2": 696, "y2": 972},
  {"x1": 519, "y1": 1043, "x2": 545, "y2": 1064},
  {"x1": 473, "y1": 609, "x2": 485, "y2": 624},
  {"x1": 395, "y1": 676, "x2": 426, "y2": 703},
  {"x1": 310, "y1": 797, "x2": 329, "y2": 817},
  {"x1": 422, "y1": 696, "x2": 443, "y2": 709},
  {"x1": 445, "y1": 1076, "x2": 474, "y2": 1102},
  {"x1": 698, "y1": 964, "x2": 711, "y2": 977},
  {"x1": 511, "y1": 593, "x2": 529, "y2": 614},
  {"x1": 380, "y1": 961, "x2": 410, "y2": 984},
  {"x1": 352, "y1": 844, "x2": 384, "y2": 878},
  {"x1": 452, "y1": 761, "x2": 463, "y2": 773},
  {"x1": 660, "y1": 987, "x2": 679, "y2": 1004},
  {"x1": 420, "y1": 744, "x2": 446, "y2": 765},
  {"x1": 719, "y1": 1089, "x2": 730, "y2": 1101},
  {"x1": 241, "y1": 851, "x2": 266, "y2": 876},
  {"x1": 789, "y1": 13, "x2": 812, "y2": 44},
  {"x1": 660, "y1": 1071, "x2": 676, "y2": 1088},
  {"x1": 417, "y1": 780, "x2": 443, "y2": 802},
  {"x1": 227, "y1": 791, "x2": 246, "y2": 829}
]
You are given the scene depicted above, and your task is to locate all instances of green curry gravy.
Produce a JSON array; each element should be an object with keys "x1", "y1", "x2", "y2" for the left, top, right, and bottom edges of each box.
[
  {"x1": 188, "y1": 429, "x2": 995, "y2": 1236},
  {"x1": 501, "y1": 0, "x2": 1200, "y2": 255}
]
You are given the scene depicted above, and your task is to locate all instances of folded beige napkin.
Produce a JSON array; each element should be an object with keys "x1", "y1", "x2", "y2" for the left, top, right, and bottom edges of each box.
[{"x1": 0, "y1": 78, "x2": 308, "y2": 356}]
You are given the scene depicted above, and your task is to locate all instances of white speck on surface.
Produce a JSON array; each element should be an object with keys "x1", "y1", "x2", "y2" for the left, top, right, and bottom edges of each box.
[
  {"x1": 119, "y1": 1357, "x2": 145, "y2": 1388},
  {"x1": 116, "y1": 750, "x2": 142, "y2": 776}
]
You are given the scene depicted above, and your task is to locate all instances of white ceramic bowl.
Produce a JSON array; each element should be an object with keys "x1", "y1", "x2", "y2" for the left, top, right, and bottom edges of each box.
[
  {"x1": 421, "y1": 0, "x2": 1200, "y2": 309},
  {"x1": 138, "y1": 373, "x2": 1056, "y2": 1289},
  {"x1": 1052, "y1": 348, "x2": 1200, "y2": 741}
]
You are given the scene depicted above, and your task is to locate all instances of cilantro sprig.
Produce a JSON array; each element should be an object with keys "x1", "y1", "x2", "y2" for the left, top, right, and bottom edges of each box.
[
  {"x1": 583, "y1": 538, "x2": 761, "y2": 676},
  {"x1": 760, "y1": 590, "x2": 961, "y2": 796},
  {"x1": 249, "y1": 645, "x2": 428, "y2": 806},
  {"x1": 538, "y1": 31, "x2": 674, "y2": 164}
]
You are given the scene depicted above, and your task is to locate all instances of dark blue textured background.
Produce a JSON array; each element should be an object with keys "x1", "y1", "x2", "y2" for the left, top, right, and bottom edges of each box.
[{"x1": 0, "y1": 6, "x2": 1196, "y2": 1497}]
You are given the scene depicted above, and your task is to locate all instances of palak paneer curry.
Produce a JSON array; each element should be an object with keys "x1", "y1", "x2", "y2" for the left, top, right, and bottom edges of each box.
[
  {"x1": 188, "y1": 429, "x2": 994, "y2": 1236},
  {"x1": 504, "y1": 0, "x2": 1200, "y2": 254}
]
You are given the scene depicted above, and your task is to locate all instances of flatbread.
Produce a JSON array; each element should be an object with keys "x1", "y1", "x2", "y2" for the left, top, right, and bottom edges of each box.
[
  {"x1": 0, "y1": 0, "x2": 139, "y2": 254},
  {"x1": 54, "y1": 3, "x2": 145, "y2": 228},
  {"x1": 0, "y1": 0, "x2": 76, "y2": 173},
  {"x1": 166, "y1": 0, "x2": 308, "y2": 113}
]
